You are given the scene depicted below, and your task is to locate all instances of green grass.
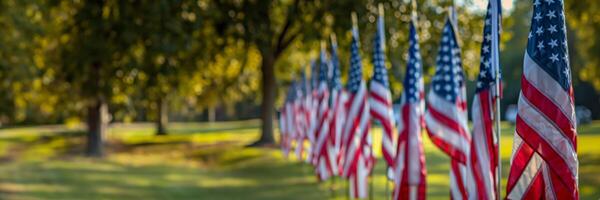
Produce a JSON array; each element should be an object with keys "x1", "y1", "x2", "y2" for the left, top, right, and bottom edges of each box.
[{"x1": 0, "y1": 120, "x2": 598, "y2": 199}]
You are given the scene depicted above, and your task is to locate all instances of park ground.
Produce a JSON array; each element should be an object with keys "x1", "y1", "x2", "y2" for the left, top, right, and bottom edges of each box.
[{"x1": 0, "y1": 120, "x2": 598, "y2": 200}]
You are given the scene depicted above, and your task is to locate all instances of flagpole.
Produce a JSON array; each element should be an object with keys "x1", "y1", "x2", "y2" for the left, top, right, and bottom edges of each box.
[
  {"x1": 349, "y1": 12, "x2": 358, "y2": 200},
  {"x1": 490, "y1": 0, "x2": 502, "y2": 199}
]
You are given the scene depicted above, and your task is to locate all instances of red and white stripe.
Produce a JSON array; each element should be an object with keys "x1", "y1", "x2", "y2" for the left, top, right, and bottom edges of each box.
[
  {"x1": 393, "y1": 95, "x2": 427, "y2": 200},
  {"x1": 369, "y1": 80, "x2": 396, "y2": 169},
  {"x1": 314, "y1": 82, "x2": 334, "y2": 180},
  {"x1": 294, "y1": 95, "x2": 307, "y2": 161},
  {"x1": 341, "y1": 81, "x2": 372, "y2": 199},
  {"x1": 425, "y1": 87, "x2": 470, "y2": 199},
  {"x1": 506, "y1": 52, "x2": 578, "y2": 199},
  {"x1": 467, "y1": 89, "x2": 498, "y2": 200},
  {"x1": 329, "y1": 88, "x2": 348, "y2": 176},
  {"x1": 307, "y1": 89, "x2": 318, "y2": 164},
  {"x1": 279, "y1": 102, "x2": 294, "y2": 158}
]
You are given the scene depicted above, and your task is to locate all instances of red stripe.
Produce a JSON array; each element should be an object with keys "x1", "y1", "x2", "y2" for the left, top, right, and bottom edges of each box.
[
  {"x1": 549, "y1": 163, "x2": 578, "y2": 199},
  {"x1": 369, "y1": 90, "x2": 392, "y2": 107},
  {"x1": 451, "y1": 160, "x2": 467, "y2": 199},
  {"x1": 521, "y1": 76, "x2": 577, "y2": 149},
  {"x1": 470, "y1": 90, "x2": 496, "y2": 200},
  {"x1": 370, "y1": 110, "x2": 395, "y2": 166},
  {"x1": 515, "y1": 116, "x2": 577, "y2": 195},
  {"x1": 521, "y1": 169, "x2": 545, "y2": 200},
  {"x1": 425, "y1": 124, "x2": 467, "y2": 163},
  {"x1": 343, "y1": 94, "x2": 366, "y2": 178},
  {"x1": 479, "y1": 90, "x2": 498, "y2": 173},
  {"x1": 505, "y1": 134, "x2": 534, "y2": 194},
  {"x1": 426, "y1": 102, "x2": 470, "y2": 140},
  {"x1": 470, "y1": 140, "x2": 487, "y2": 200}
]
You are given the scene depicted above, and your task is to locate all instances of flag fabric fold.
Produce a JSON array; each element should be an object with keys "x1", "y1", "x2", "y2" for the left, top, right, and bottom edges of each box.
[
  {"x1": 342, "y1": 25, "x2": 373, "y2": 199},
  {"x1": 280, "y1": 81, "x2": 296, "y2": 158},
  {"x1": 393, "y1": 20, "x2": 427, "y2": 200},
  {"x1": 369, "y1": 12, "x2": 396, "y2": 171},
  {"x1": 329, "y1": 37, "x2": 347, "y2": 177},
  {"x1": 425, "y1": 17, "x2": 470, "y2": 200},
  {"x1": 506, "y1": 0, "x2": 578, "y2": 199},
  {"x1": 314, "y1": 46, "x2": 334, "y2": 180},
  {"x1": 467, "y1": 1, "x2": 501, "y2": 199}
]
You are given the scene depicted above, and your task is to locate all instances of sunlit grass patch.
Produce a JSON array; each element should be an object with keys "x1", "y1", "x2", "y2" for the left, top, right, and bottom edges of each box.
[{"x1": 0, "y1": 120, "x2": 599, "y2": 199}]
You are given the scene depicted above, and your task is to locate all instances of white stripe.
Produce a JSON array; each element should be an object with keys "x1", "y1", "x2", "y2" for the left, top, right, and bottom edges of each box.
[
  {"x1": 328, "y1": 146, "x2": 338, "y2": 175},
  {"x1": 357, "y1": 156, "x2": 369, "y2": 198},
  {"x1": 523, "y1": 52, "x2": 576, "y2": 126},
  {"x1": 342, "y1": 83, "x2": 366, "y2": 145},
  {"x1": 542, "y1": 164, "x2": 557, "y2": 200},
  {"x1": 407, "y1": 103, "x2": 423, "y2": 184},
  {"x1": 518, "y1": 93, "x2": 578, "y2": 176},
  {"x1": 370, "y1": 81, "x2": 392, "y2": 102},
  {"x1": 395, "y1": 141, "x2": 406, "y2": 186},
  {"x1": 425, "y1": 110, "x2": 470, "y2": 156},
  {"x1": 450, "y1": 169, "x2": 463, "y2": 200},
  {"x1": 427, "y1": 91, "x2": 469, "y2": 135},
  {"x1": 344, "y1": 92, "x2": 370, "y2": 175},
  {"x1": 370, "y1": 98, "x2": 393, "y2": 121},
  {"x1": 319, "y1": 157, "x2": 330, "y2": 180},
  {"x1": 381, "y1": 132, "x2": 395, "y2": 156},
  {"x1": 469, "y1": 95, "x2": 495, "y2": 199},
  {"x1": 409, "y1": 186, "x2": 418, "y2": 200},
  {"x1": 507, "y1": 144, "x2": 544, "y2": 199}
]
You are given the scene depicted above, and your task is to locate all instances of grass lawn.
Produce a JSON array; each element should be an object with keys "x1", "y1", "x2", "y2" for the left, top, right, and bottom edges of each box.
[{"x1": 0, "y1": 120, "x2": 599, "y2": 199}]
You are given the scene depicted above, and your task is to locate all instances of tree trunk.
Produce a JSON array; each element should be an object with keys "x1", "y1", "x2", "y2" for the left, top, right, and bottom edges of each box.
[
  {"x1": 86, "y1": 97, "x2": 107, "y2": 157},
  {"x1": 156, "y1": 97, "x2": 168, "y2": 135},
  {"x1": 250, "y1": 52, "x2": 276, "y2": 146},
  {"x1": 208, "y1": 105, "x2": 216, "y2": 123}
]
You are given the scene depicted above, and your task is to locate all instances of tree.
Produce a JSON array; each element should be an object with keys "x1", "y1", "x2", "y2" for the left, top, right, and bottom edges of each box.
[
  {"x1": 50, "y1": 0, "x2": 140, "y2": 156},
  {"x1": 132, "y1": 0, "x2": 203, "y2": 135},
  {"x1": 208, "y1": 0, "x2": 492, "y2": 146}
]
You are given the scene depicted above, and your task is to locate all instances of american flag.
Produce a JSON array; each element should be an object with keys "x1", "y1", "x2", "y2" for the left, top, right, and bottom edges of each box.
[
  {"x1": 295, "y1": 72, "x2": 309, "y2": 161},
  {"x1": 369, "y1": 13, "x2": 396, "y2": 170},
  {"x1": 280, "y1": 81, "x2": 297, "y2": 158},
  {"x1": 307, "y1": 60, "x2": 319, "y2": 164},
  {"x1": 342, "y1": 25, "x2": 372, "y2": 199},
  {"x1": 329, "y1": 36, "x2": 347, "y2": 177},
  {"x1": 424, "y1": 18, "x2": 470, "y2": 200},
  {"x1": 393, "y1": 20, "x2": 427, "y2": 200},
  {"x1": 467, "y1": 1, "x2": 501, "y2": 199},
  {"x1": 506, "y1": 0, "x2": 578, "y2": 199},
  {"x1": 314, "y1": 45, "x2": 334, "y2": 180}
]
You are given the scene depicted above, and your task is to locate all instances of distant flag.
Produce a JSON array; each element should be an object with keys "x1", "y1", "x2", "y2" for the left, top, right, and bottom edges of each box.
[
  {"x1": 307, "y1": 60, "x2": 319, "y2": 164},
  {"x1": 329, "y1": 35, "x2": 347, "y2": 176},
  {"x1": 280, "y1": 81, "x2": 296, "y2": 158},
  {"x1": 342, "y1": 23, "x2": 372, "y2": 199},
  {"x1": 393, "y1": 19, "x2": 427, "y2": 200},
  {"x1": 505, "y1": 0, "x2": 578, "y2": 199},
  {"x1": 424, "y1": 17, "x2": 470, "y2": 200},
  {"x1": 467, "y1": 1, "x2": 501, "y2": 199},
  {"x1": 369, "y1": 8, "x2": 396, "y2": 171},
  {"x1": 295, "y1": 72, "x2": 309, "y2": 161},
  {"x1": 314, "y1": 44, "x2": 334, "y2": 180}
]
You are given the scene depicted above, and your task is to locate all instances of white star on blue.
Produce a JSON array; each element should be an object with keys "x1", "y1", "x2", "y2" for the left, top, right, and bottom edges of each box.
[
  {"x1": 371, "y1": 15, "x2": 389, "y2": 88},
  {"x1": 347, "y1": 27, "x2": 364, "y2": 94},
  {"x1": 476, "y1": 0, "x2": 502, "y2": 93},
  {"x1": 329, "y1": 39, "x2": 342, "y2": 92},
  {"x1": 528, "y1": 0, "x2": 571, "y2": 90},
  {"x1": 403, "y1": 21, "x2": 423, "y2": 103},
  {"x1": 431, "y1": 18, "x2": 465, "y2": 102},
  {"x1": 318, "y1": 46, "x2": 329, "y2": 85}
]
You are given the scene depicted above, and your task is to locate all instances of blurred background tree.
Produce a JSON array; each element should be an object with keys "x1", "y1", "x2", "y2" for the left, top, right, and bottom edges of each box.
[{"x1": 0, "y1": 0, "x2": 599, "y2": 152}]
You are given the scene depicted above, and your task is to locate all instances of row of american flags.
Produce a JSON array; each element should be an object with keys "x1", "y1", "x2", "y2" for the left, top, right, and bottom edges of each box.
[{"x1": 278, "y1": 0, "x2": 578, "y2": 199}]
